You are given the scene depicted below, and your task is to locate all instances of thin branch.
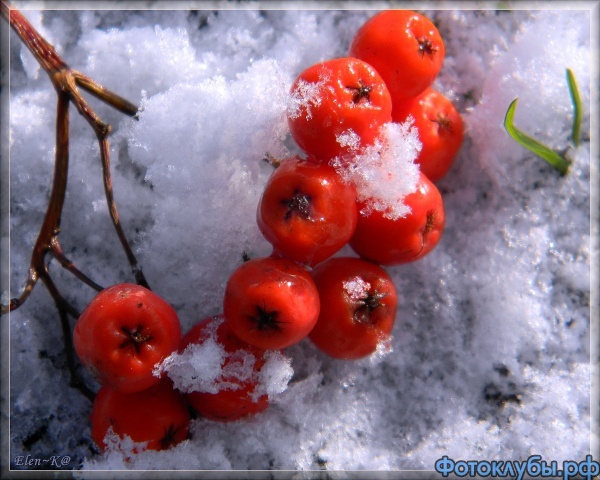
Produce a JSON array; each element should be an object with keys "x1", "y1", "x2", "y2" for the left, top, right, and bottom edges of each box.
[
  {"x1": 98, "y1": 136, "x2": 150, "y2": 289},
  {"x1": 49, "y1": 238, "x2": 104, "y2": 293},
  {"x1": 4, "y1": 93, "x2": 72, "y2": 316},
  {"x1": 2, "y1": 91, "x2": 70, "y2": 314},
  {"x1": 1, "y1": 267, "x2": 38, "y2": 315},
  {"x1": 73, "y1": 71, "x2": 139, "y2": 118},
  {"x1": 1, "y1": 1, "x2": 149, "y2": 317},
  {"x1": 40, "y1": 269, "x2": 95, "y2": 402},
  {"x1": 2, "y1": 2, "x2": 152, "y2": 401},
  {"x1": 1, "y1": 3, "x2": 66, "y2": 73}
]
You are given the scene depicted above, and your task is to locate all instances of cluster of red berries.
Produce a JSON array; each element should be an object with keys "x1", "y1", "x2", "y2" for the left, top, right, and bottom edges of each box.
[
  {"x1": 236, "y1": 8, "x2": 463, "y2": 359},
  {"x1": 72, "y1": 9, "x2": 463, "y2": 455},
  {"x1": 73, "y1": 283, "x2": 190, "y2": 452}
]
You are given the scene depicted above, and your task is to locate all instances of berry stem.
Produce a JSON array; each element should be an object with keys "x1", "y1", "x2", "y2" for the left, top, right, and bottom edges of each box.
[
  {"x1": 1, "y1": 1, "x2": 148, "y2": 318},
  {"x1": 1, "y1": 1, "x2": 148, "y2": 402}
]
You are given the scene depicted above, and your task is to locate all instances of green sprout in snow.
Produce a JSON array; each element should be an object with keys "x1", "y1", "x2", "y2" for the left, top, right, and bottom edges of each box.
[{"x1": 504, "y1": 68, "x2": 582, "y2": 176}]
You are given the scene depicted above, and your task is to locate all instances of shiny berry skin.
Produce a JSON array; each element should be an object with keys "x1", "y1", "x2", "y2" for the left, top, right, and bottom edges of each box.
[
  {"x1": 309, "y1": 257, "x2": 398, "y2": 360},
  {"x1": 257, "y1": 156, "x2": 357, "y2": 266},
  {"x1": 287, "y1": 57, "x2": 392, "y2": 161},
  {"x1": 393, "y1": 88, "x2": 463, "y2": 182},
  {"x1": 74, "y1": 283, "x2": 181, "y2": 393},
  {"x1": 90, "y1": 379, "x2": 190, "y2": 452},
  {"x1": 223, "y1": 257, "x2": 320, "y2": 350},
  {"x1": 349, "y1": 10, "x2": 445, "y2": 104},
  {"x1": 350, "y1": 171, "x2": 445, "y2": 265}
]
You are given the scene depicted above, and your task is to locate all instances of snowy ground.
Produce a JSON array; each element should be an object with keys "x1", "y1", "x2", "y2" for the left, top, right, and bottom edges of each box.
[{"x1": 1, "y1": 2, "x2": 598, "y2": 478}]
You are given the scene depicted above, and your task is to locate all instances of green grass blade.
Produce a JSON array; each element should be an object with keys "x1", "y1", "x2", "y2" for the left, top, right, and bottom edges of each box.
[
  {"x1": 503, "y1": 98, "x2": 570, "y2": 175},
  {"x1": 566, "y1": 68, "x2": 582, "y2": 147}
]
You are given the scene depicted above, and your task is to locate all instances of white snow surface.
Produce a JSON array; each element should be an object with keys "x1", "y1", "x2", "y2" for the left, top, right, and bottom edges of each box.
[{"x1": 2, "y1": 2, "x2": 598, "y2": 476}]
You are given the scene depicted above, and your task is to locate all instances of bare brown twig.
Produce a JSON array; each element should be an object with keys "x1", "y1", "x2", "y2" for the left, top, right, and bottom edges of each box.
[{"x1": 2, "y1": 1, "x2": 149, "y2": 399}]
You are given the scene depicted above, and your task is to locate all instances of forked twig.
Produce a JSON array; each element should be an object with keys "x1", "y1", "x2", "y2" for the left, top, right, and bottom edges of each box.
[{"x1": 1, "y1": 2, "x2": 149, "y2": 398}]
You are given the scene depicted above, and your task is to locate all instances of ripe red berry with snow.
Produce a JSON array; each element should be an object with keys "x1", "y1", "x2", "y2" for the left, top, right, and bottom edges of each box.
[
  {"x1": 90, "y1": 379, "x2": 190, "y2": 452},
  {"x1": 309, "y1": 257, "x2": 398, "y2": 360},
  {"x1": 257, "y1": 156, "x2": 357, "y2": 266},
  {"x1": 287, "y1": 57, "x2": 392, "y2": 161},
  {"x1": 393, "y1": 87, "x2": 464, "y2": 182},
  {"x1": 74, "y1": 284, "x2": 181, "y2": 393},
  {"x1": 178, "y1": 315, "x2": 270, "y2": 422},
  {"x1": 350, "y1": 171, "x2": 445, "y2": 265}
]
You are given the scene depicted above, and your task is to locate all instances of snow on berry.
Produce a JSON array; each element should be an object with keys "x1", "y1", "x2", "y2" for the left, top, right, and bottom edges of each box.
[
  {"x1": 342, "y1": 276, "x2": 372, "y2": 302},
  {"x1": 154, "y1": 335, "x2": 226, "y2": 395},
  {"x1": 330, "y1": 120, "x2": 422, "y2": 221}
]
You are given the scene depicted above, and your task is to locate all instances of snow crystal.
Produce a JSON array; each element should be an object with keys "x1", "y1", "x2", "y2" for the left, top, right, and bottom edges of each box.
[
  {"x1": 157, "y1": 317, "x2": 293, "y2": 398},
  {"x1": 331, "y1": 121, "x2": 421, "y2": 220},
  {"x1": 156, "y1": 339, "x2": 226, "y2": 395},
  {"x1": 335, "y1": 128, "x2": 362, "y2": 151},
  {"x1": 342, "y1": 276, "x2": 371, "y2": 301},
  {"x1": 286, "y1": 77, "x2": 325, "y2": 121},
  {"x1": 254, "y1": 351, "x2": 294, "y2": 400}
]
